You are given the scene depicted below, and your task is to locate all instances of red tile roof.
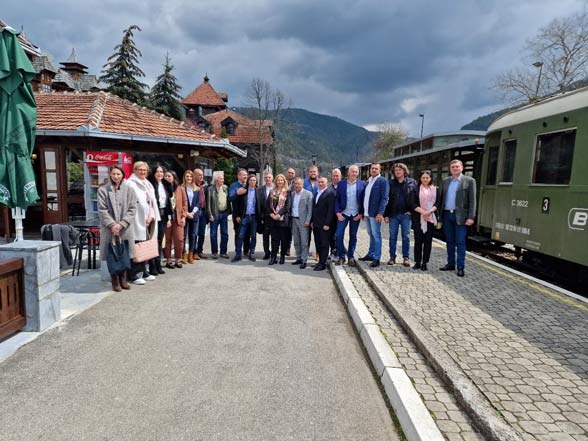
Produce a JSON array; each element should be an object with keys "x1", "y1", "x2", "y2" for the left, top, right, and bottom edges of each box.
[
  {"x1": 204, "y1": 109, "x2": 273, "y2": 145},
  {"x1": 182, "y1": 79, "x2": 226, "y2": 107},
  {"x1": 35, "y1": 91, "x2": 246, "y2": 157}
]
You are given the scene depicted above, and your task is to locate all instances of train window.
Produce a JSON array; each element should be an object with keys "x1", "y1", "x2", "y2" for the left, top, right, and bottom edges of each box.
[
  {"x1": 486, "y1": 146, "x2": 499, "y2": 185},
  {"x1": 532, "y1": 130, "x2": 576, "y2": 185},
  {"x1": 501, "y1": 140, "x2": 517, "y2": 183}
]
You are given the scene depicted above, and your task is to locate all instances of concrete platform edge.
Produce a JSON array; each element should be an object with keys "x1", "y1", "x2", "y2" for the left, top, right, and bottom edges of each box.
[
  {"x1": 330, "y1": 263, "x2": 444, "y2": 441},
  {"x1": 356, "y1": 261, "x2": 524, "y2": 441}
]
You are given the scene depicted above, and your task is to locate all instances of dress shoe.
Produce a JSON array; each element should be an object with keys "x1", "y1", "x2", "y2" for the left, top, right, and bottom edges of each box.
[
  {"x1": 211, "y1": 254, "x2": 218, "y2": 259},
  {"x1": 198, "y1": 253, "x2": 208, "y2": 259},
  {"x1": 313, "y1": 263, "x2": 326, "y2": 271},
  {"x1": 370, "y1": 261, "x2": 380, "y2": 268},
  {"x1": 248, "y1": 255, "x2": 256, "y2": 262},
  {"x1": 457, "y1": 268, "x2": 465, "y2": 277},
  {"x1": 231, "y1": 256, "x2": 242, "y2": 263},
  {"x1": 403, "y1": 258, "x2": 410, "y2": 267},
  {"x1": 291, "y1": 259, "x2": 303, "y2": 265},
  {"x1": 439, "y1": 264, "x2": 455, "y2": 271},
  {"x1": 347, "y1": 258, "x2": 357, "y2": 267},
  {"x1": 421, "y1": 263, "x2": 428, "y2": 271},
  {"x1": 269, "y1": 256, "x2": 277, "y2": 265},
  {"x1": 175, "y1": 262, "x2": 183, "y2": 269},
  {"x1": 299, "y1": 262, "x2": 307, "y2": 269},
  {"x1": 166, "y1": 262, "x2": 176, "y2": 269},
  {"x1": 335, "y1": 259, "x2": 344, "y2": 266},
  {"x1": 279, "y1": 256, "x2": 285, "y2": 264},
  {"x1": 387, "y1": 258, "x2": 396, "y2": 266},
  {"x1": 262, "y1": 252, "x2": 271, "y2": 260},
  {"x1": 413, "y1": 262, "x2": 421, "y2": 270},
  {"x1": 359, "y1": 255, "x2": 374, "y2": 262},
  {"x1": 193, "y1": 254, "x2": 201, "y2": 261},
  {"x1": 220, "y1": 253, "x2": 229, "y2": 259}
]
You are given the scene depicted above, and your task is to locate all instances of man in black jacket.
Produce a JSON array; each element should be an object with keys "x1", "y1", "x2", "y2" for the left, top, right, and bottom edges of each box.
[
  {"x1": 231, "y1": 175, "x2": 260, "y2": 262},
  {"x1": 256, "y1": 172, "x2": 274, "y2": 259},
  {"x1": 384, "y1": 163, "x2": 417, "y2": 267},
  {"x1": 311, "y1": 176, "x2": 336, "y2": 271}
]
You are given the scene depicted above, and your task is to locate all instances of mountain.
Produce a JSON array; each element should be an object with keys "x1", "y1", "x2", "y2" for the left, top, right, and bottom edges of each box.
[
  {"x1": 460, "y1": 108, "x2": 511, "y2": 131},
  {"x1": 237, "y1": 107, "x2": 379, "y2": 170}
]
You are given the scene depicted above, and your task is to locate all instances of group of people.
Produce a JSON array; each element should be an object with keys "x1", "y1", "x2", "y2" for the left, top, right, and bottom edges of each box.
[{"x1": 97, "y1": 158, "x2": 476, "y2": 292}]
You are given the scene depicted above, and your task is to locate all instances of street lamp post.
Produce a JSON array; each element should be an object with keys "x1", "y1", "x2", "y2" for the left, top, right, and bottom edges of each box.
[
  {"x1": 419, "y1": 114, "x2": 425, "y2": 150},
  {"x1": 312, "y1": 153, "x2": 317, "y2": 166},
  {"x1": 533, "y1": 61, "x2": 544, "y2": 100}
]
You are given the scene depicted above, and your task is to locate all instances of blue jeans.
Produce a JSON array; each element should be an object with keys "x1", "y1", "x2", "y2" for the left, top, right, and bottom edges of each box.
[
  {"x1": 443, "y1": 211, "x2": 467, "y2": 269},
  {"x1": 236, "y1": 215, "x2": 257, "y2": 257},
  {"x1": 210, "y1": 212, "x2": 229, "y2": 255},
  {"x1": 185, "y1": 215, "x2": 199, "y2": 253},
  {"x1": 388, "y1": 213, "x2": 412, "y2": 260},
  {"x1": 195, "y1": 210, "x2": 208, "y2": 254},
  {"x1": 336, "y1": 215, "x2": 360, "y2": 259},
  {"x1": 365, "y1": 216, "x2": 383, "y2": 261}
]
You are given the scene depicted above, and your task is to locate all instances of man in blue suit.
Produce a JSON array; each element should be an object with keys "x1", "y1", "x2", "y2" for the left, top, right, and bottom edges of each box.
[
  {"x1": 335, "y1": 165, "x2": 366, "y2": 267},
  {"x1": 359, "y1": 163, "x2": 389, "y2": 267}
]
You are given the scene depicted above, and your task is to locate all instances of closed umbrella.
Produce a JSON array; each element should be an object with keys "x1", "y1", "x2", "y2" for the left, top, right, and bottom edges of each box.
[{"x1": 0, "y1": 27, "x2": 40, "y2": 240}]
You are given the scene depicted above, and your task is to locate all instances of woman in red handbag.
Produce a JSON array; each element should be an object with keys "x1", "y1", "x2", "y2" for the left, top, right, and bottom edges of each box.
[
  {"x1": 97, "y1": 165, "x2": 137, "y2": 291},
  {"x1": 126, "y1": 161, "x2": 161, "y2": 285}
]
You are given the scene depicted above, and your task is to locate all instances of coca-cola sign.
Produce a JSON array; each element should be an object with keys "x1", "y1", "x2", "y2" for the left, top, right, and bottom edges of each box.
[{"x1": 86, "y1": 151, "x2": 118, "y2": 162}]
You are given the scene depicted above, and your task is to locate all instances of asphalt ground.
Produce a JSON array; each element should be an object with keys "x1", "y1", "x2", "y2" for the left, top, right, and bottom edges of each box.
[{"x1": 0, "y1": 240, "x2": 400, "y2": 441}]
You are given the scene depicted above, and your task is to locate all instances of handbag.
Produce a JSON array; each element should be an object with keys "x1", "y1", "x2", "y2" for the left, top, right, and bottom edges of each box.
[
  {"x1": 106, "y1": 237, "x2": 131, "y2": 275},
  {"x1": 133, "y1": 232, "x2": 159, "y2": 263}
]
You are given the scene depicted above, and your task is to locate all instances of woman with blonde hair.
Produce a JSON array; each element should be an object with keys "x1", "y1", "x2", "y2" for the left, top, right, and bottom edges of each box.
[
  {"x1": 164, "y1": 170, "x2": 188, "y2": 268},
  {"x1": 126, "y1": 161, "x2": 160, "y2": 284},
  {"x1": 266, "y1": 173, "x2": 292, "y2": 265},
  {"x1": 182, "y1": 170, "x2": 201, "y2": 264}
]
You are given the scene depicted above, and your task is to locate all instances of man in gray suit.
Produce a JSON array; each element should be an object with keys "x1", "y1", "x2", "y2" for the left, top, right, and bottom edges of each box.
[
  {"x1": 290, "y1": 177, "x2": 313, "y2": 269},
  {"x1": 439, "y1": 159, "x2": 476, "y2": 277}
]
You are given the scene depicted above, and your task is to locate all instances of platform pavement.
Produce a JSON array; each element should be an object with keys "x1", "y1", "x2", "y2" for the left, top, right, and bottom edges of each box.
[
  {"x1": 0, "y1": 231, "x2": 400, "y2": 441},
  {"x1": 346, "y1": 222, "x2": 588, "y2": 440}
]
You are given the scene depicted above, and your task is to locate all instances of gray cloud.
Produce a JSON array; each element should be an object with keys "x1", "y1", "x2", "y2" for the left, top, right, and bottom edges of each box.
[{"x1": 2, "y1": 0, "x2": 585, "y2": 137}]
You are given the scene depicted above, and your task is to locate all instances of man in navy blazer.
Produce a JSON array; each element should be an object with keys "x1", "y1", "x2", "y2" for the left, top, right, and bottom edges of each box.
[
  {"x1": 359, "y1": 163, "x2": 389, "y2": 267},
  {"x1": 335, "y1": 165, "x2": 366, "y2": 267}
]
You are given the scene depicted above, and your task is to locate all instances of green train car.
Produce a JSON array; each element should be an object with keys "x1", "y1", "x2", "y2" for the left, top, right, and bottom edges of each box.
[{"x1": 479, "y1": 86, "x2": 588, "y2": 269}]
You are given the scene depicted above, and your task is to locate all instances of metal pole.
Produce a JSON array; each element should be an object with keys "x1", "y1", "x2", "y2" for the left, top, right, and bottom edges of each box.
[
  {"x1": 535, "y1": 64, "x2": 543, "y2": 98},
  {"x1": 419, "y1": 114, "x2": 425, "y2": 150}
]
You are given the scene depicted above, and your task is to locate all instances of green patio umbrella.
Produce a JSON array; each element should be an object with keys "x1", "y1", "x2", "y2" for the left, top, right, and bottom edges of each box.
[{"x1": 0, "y1": 27, "x2": 39, "y2": 239}]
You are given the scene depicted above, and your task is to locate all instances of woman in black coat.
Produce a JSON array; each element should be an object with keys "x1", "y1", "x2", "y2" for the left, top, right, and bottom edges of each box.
[
  {"x1": 148, "y1": 165, "x2": 174, "y2": 275},
  {"x1": 411, "y1": 170, "x2": 441, "y2": 271}
]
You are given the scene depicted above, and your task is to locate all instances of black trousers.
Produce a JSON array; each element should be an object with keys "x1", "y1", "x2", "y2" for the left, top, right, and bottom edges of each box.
[
  {"x1": 233, "y1": 218, "x2": 250, "y2": 254},
  {"x1": 157, "y1": 219, "x2": 167, "y2": 258},
  {"x1": 414, "y1": 222, "x2": 435, "y2": 264},
  {"x1": 271, "y1": 226, "x2": 289, "y2": 257},
  {"x1": 262, "y1": 217, "x2": 272, "y2": 254},
  {"x1": 313, "y1": 227, "x2": 330, "y2": 265}
]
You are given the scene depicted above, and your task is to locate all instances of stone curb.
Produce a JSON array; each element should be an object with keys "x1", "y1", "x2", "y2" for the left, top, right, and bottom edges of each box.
[
  {"x1": 330, "y1": 262, "x2": 444, "y2": 441},
  {"x1": 356, "y1": 262, "x2": 524, "y2": 441}
]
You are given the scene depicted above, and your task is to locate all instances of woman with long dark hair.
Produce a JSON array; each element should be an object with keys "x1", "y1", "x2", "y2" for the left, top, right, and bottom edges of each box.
[
  {"x1": 164, "y1": 170, "x2": 188, "y2": 268},
  {"x1": 267, "y1": 173, "x2": 292, "y2": 265},
  {"x1": 98, "y1": 165, "x2": 137, "y2": 291},
  {"x1": 412, "y1": 170, "x2": 440, "y2": 271},
  {"x1": 148, "y1": 165, "x2": 173, "y2": 276}
]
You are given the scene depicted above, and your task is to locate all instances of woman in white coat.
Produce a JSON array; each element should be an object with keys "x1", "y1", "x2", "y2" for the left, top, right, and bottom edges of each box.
[{"x1": 126, "y1": 161, "x2": 161, "y2": 284}]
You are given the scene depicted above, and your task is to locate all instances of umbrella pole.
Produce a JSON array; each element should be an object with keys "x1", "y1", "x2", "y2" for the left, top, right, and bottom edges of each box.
[{"x1": 11, "y1": 207, "x2": 25, "y2": 241}]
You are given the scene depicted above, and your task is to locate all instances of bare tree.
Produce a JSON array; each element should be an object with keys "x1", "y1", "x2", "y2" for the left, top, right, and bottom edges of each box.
[
  {"x1": 244, "y1": 78, "x2": 292, "y2": 171},
  {"x1": 373, "y1": 123, "x2": 407, "y2": 161},
  {"x1": 494, "y1": 7, "x2": 588, "y2": 104}
]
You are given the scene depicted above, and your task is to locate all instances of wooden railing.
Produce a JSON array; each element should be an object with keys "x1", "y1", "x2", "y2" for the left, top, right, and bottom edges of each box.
[{"x1": 0, "y1": 258, "x2": 26, "y2": 341}]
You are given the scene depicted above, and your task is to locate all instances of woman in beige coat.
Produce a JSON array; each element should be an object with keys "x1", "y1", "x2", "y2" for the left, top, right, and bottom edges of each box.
[{"x1": 98, "y1": 165, "x2": 137, "y2": 292}]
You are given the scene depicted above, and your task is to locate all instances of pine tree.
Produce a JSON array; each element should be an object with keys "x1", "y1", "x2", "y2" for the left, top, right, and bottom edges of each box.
[
  {"x1": 100, "y1": 25, "x2": 148, "y2": 104},
  {"x1": 149, "y1": 53, "x2": 184, "y2": 120}
]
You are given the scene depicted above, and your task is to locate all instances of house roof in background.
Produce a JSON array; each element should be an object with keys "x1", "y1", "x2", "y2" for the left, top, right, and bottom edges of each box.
[{"x1": 183, "y1": 77, "x2": 227, "y2": 107}]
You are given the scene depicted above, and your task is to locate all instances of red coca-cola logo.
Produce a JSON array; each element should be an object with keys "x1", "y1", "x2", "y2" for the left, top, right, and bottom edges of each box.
[{"x1": 87, "y1": 151, "x2": 118, "y2": 161}]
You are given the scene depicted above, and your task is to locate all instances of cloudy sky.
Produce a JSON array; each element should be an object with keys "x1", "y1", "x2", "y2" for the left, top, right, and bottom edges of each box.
[{"x1": 2, "y1": 0, "x2": 584, "y2": 136}]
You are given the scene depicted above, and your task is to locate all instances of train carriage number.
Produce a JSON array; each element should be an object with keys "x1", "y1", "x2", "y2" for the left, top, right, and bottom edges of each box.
[
  {"x1": 541, "y1": 197, "x2": 550, "y2": 213},
  {"x1": 511, "y1": 199, "x2": 528, "y2": 208}
]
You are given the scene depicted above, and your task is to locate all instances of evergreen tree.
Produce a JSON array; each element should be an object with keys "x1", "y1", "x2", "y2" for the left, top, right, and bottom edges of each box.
[
  {"x1": 100, "y1": 25, "x2": 148, "y2": 104},
  {"x1": 149, "y1": 53, "x2": 184, "y2": 120}
]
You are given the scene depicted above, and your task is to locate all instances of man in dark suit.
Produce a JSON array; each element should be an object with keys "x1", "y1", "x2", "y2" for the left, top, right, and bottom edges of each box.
[
  {"x1": 256, "y1": 172, "x2": 274, "y2": 259},
  {"x1": 229, "y1": 169, "x2": 250, "y2": 256},
  {"x1": 311, "y1": 176, "x2": 335, "y2": 271},
  {"x1": 359, "y1": 163, "x2": 389, "y2": 267},
  {"x1": 329, "y1": 168, "x2": 343, "y2": 260},
  {"x1": 439, "y1": 159, "x2": 477, "y2": 277},
  {"x1": 231, "y1": 175, "x2": 260, "y2": 262}
]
